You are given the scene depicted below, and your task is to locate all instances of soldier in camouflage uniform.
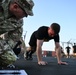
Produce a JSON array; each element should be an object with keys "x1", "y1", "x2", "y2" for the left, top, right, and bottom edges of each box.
[{"x1": 0, "y1": 0, "x2": 34, "y2": 67}]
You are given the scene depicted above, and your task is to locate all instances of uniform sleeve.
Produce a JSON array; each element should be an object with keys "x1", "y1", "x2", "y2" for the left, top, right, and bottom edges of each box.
[
  {"x1": 1, "y1": 19, "x2": 23, "y2": 41},
  {"x1": 0, "y1": 18, "x2": 23, "y2": 35}
]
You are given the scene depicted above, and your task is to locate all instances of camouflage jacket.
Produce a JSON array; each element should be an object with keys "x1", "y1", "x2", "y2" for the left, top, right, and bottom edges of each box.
[
  {"x1": 0, "y1": 0, "x2": 23, "y2": 66},
  {"x1": 0, "y1": 0, "x2": 23, "y2": 41}
]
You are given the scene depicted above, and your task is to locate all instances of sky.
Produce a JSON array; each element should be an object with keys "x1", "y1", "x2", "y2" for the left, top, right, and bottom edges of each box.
[{"x1": 22, "y1": 0, "x2": 76, "y2": 54}]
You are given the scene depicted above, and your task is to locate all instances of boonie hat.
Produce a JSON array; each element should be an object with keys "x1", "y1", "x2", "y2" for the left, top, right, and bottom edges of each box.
[{"x1": 15, "y1": 0, "x2": 34, "y2": 16}]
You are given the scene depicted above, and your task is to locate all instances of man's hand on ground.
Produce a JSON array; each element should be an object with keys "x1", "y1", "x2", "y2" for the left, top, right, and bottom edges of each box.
[
  {"x1": 58, "y1": 61, "x2": 68, "y2": 65},
  {"x1": 38, "y1": 61, "x2": 48, "y2": 65}
]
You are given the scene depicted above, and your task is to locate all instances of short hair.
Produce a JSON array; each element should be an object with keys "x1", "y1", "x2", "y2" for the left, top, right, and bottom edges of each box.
[{"x1": 51, "y1": 23, "x2": 60, "y2": 34}]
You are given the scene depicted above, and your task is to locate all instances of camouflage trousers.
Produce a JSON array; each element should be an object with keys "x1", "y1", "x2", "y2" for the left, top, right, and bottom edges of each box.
[{"x1": 0, "y1": 40, "x2": 17, "y2": 67}]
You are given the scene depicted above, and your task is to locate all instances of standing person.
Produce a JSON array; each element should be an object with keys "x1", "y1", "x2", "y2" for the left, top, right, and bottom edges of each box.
[
  {"x1": 0, "y1": 0, "x2": 34, "y2": 67},
  {"x1": 65, "y1": 45, "x2": 71, "y2": 58},
  {"x1": 25, "y1": 23, "x2": 68, "y2": 65},
  {"x1": 72, "y1": 43, "x2": 76, "y2": 56}
]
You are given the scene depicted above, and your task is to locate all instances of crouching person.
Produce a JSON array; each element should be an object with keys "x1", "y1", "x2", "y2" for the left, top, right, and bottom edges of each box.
[{"x1": 0, "y1": 0, "x2": 34, "y2": 68}]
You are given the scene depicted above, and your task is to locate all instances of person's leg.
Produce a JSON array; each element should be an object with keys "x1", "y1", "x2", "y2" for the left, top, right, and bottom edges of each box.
[
  {"x1": 29, "y1": 46, "x2": 36, "y2": 59},
  {"x1": 67, "y1": 50, "x2": 70, "y2": 58},
  {"x1": 13, "y1": 48, "x2": 21, "y2": 56},
  {"x1": 25, "y1": 46, "x2": 36, "y2": 60},
  {"x1": 25, "y1": 47, "x2": 31, "y2": 59},
  {"x1": 13, "y1": 40, "x2": 22, "y2": 56},
  {"x1": 67, "y1": 53, "x2": 69, "y2": 58},
  {"x1": 25, "y1": 32, "x2": 36, "y2": 60},
  {"x1": 68, "y1": 52, "x2": 70, "y2": 58}
]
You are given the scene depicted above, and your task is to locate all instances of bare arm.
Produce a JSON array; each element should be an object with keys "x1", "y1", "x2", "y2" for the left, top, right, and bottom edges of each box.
[
  {"x1": 55, "y1": 42, "x2": 61, "y2": 63},
  {"x1": 55, "y1": 42, "x2": 68, "y2": 65},
  {"x1": 36, "y1": 39, "x2": 47, "y2": 65},
  {"x1": 36, "y1": 39, "x2": 43, "y2": 62}
]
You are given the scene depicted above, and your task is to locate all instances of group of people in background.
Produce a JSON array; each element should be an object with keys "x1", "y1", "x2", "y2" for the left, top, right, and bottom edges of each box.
[{"x1": 61, "y1": 43, "x2": 76, "y2": 58}]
